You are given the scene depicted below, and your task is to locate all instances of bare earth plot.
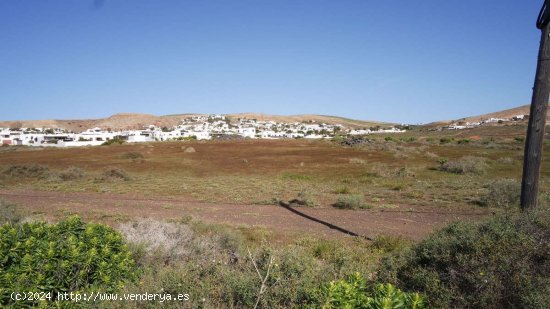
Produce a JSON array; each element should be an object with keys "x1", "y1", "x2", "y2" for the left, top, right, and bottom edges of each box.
[{"x1": 0, "y1": 189, "x2": 489, "y2": 241}]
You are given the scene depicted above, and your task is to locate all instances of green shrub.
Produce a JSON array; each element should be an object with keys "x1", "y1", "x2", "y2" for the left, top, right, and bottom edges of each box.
[
  {"x1": 377, "y1": 208, "x2": 550, "y2": 308},
  {"x1": 400, "y1": 136, "x2": 417, "y2": 143},
  {"x1": 0, "y1": 216, "x2": 137, "y2": 307},
  {"x1": 332, "y1": 195, "x2": 369, "y2": 210},
  {"x1": 438, "y1": 156, "x2": 487, "y2": 175},
  {"x1": 481, "y1": 179, "x2": 520, "y2": 208},
  {"x1": 370, "y1": 235, "x2": 410, "y2": 254},
  {"x1": 102, "y1": 137, "x2": 125, "y2": 146},
  {"x1": 457, "y1": 138, "x2": 470, "y2": 144},
  {"x1": 439, "y1": 137, "x2": 453, "y2": 144},
  {"x1": 0, "y1": 199, "x2": 22, "y2": 225},
  {"x1": 323, "y1": 273, "x2": 426, "y2": 309}
]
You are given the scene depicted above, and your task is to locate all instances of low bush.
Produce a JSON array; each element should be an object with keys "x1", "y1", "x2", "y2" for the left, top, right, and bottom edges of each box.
[
  {"x1": 438, "y1": 156, "x2": 487, "y2": 175},
  {"x1": 370, "y1": 235, "x2": 410, "y2": 254},
  {"x1": 58, "y1": 166, "x2": 86, "y2": 181},
  {"x1": 121, "y1": 152, "x2": 144, "y2": 160},
  {"x1": 0, "y1": 199, "x2": 22, "y2": 225},
  {"x1": 497, "y1": 157, "x2": 515, "y2": 164},
  {"x1": 291, "y1": 191, "x2": 318, "y2": 207},
  {"x1": 366, "y1": 165, "x2": 414, "y2": 178},
  {"x1": 112, "y1": 219, "x2": 377, "y2": 308},
  {"x1": 481, "y1": 179, "x2": 521, "y2": 208},
  {"x1": 102, "y1": 137, "x2": 125, "y2": 146},
  {"x1": 400, "y1": 136, "x2": 417, "y2": 142},
  {"x1": 119, "y1": 219, "x2": 194, "y2": 265},
  {"x1": 332, "y1": 194, "x2": 369, "y2": 210},
  {"x1": 0, "y1": 216, "x2": 137, "y2": 307},
  {"x1": 377, "y1": 208, "x2": 550, "y2": 308},
  {"x1": 332, "y1": 186, "x2": 351, "y2": 194},
  {"x1": 514, "y1": 136, "x2": 525, "y2": 143},
  {"x1": 439, "y1": 137, "x2": 453, "y2": 144},
  {"x1": 98, "y1": 167, "x2": 130, "y2": 181},
  {"x1": 323, "y1": 273, "x2": 426, "y2": 309},
  {"x1": 1, "y1": 164, "x2": 49, "y2": 179}
]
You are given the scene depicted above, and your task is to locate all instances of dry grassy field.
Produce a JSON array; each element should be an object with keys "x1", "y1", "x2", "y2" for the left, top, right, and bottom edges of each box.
[{"x1": 0, "y1": 123, "x2": 547, "y2": 240}]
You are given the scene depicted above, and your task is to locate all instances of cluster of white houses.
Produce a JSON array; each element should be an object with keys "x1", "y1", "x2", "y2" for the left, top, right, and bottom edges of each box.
[
  {"x1": 1, "y1": 115, "x2": 406, "y2": 147},
  {"x1": 444, "y1": 114, "x2": 527, "y2": 130}
]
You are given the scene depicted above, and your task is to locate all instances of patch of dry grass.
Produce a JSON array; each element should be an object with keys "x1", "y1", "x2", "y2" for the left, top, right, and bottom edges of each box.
[{"x1": 0, "y1": 131, "x2": 546, "y2": 211}]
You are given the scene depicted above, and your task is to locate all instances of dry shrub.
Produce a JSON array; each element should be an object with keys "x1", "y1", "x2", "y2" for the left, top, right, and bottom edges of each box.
[
  {"x1": 424, "y1": 152, "x2": 439, "y2": 159},
  {"x1": 439, "y1": 156, "x2": 487, "y2": 175},
  {"x1": 119, "y1": 219, "x2": 193, "y2": 263},
  {"x1": 368, "y1": 165, "x2": 415, "y2": 178},
  {"x1": 121, "y1": 152, "x2": 144, "y2": 160},
  {"x1": 332, "y1": 186, "x2": 351, "y2": 194},
  {"x1": 58, "y1": 166, "x2": 86, "y2": 181},
  {"x1": 288, "y1": 191, "x2": 318, "y2": 207},
  {"x1": 497, "y1": 157, "x2": 515, "y2": 164},
  {"x1": 0, "y1": 199, "x2": 22, "y2": 225},
  {"x1": 97, "y1": 167, "x2": 130, "y2": 181},
  {"x1": 348, "y1": 158, "x2": 366, "y2": 165},
  {"x1": 332, "y1": 194, "x2": 369, "y2": 210},
  {"x1": 393, "y1": 152, "x2": 410, "y2": 159},
  {"x1": 1, "y1": 164, "x2": 49, "y2": 179},
  {"x1": 481, "y1": 179, "x2": 521, "y2": 208}
]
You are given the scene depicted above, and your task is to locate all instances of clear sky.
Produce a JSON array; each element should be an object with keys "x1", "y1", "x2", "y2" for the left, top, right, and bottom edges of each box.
[{"x1": 0, "y1": 1, "x2": 544, "y2": 124}]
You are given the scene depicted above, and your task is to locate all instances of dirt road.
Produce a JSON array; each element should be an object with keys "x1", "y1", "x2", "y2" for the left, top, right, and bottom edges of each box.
[{"x1": 0, "y1": 189, "x2": 490, "y2": 241}]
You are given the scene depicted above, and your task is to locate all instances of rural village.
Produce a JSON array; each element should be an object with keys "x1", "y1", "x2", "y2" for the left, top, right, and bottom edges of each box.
[{"x1": 0, "y1": 114, "x2": 406, "y2": 147}]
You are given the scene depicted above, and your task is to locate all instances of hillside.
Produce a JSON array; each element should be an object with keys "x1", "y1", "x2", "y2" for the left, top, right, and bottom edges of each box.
[
  {"x1": 460, "y1": 105, "x2": 531, "y2": 123},
  {"x1": 0, "y1": 113, "x2": 391, "y2": 132},
  {"x1": 224, "y1": 113, "x2": 392, "y2": 128},
  {"x1": 423, "y1": 104, "x2": 546, "y2": 129}
]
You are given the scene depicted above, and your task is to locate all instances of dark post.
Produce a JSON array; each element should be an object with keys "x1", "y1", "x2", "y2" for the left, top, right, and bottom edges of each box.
[{"x1": 521, "y1": 0, "x2": 550, "y2": 210}]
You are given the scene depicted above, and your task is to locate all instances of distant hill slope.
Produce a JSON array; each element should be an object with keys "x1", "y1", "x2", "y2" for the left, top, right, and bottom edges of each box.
[
  {"x1": 460, "y1": 105, "x2": 531, "y2": 123},
  {"x1": 0, "y1": 113, "x2": 392, "y2": 132},
  {"x1": 224, "y1": 113, "x2": 393, "y2": 128},
  {"x1": 425, "y1": 105, "x2": 546, "y2": 128}
]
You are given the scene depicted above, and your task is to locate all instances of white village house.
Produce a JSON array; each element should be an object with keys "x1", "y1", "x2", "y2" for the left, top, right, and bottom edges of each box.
[{"x1": 1, "y1": 114, "x2": 409, "y2": 147}]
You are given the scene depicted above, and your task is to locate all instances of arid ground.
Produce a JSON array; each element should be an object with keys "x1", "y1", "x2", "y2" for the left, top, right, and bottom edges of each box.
[{"x1": 0, "y1": 124, "x2": 545, "y2": 243}]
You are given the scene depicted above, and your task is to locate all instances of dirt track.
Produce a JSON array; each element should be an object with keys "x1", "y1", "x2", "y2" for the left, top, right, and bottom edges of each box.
[{"x1": 0, "y1": 190, "x2": 490, "y2": 241}]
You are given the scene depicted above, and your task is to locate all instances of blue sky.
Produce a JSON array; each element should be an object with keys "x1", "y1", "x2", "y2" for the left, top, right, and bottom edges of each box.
[{"x1": 0, "y1": 1, "x2": 543, "y2": 124}]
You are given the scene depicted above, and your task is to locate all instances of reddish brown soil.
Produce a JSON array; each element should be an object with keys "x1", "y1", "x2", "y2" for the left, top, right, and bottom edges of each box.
[{"x1": 0, "y1": 189, "x2": 490, "y2": 241}]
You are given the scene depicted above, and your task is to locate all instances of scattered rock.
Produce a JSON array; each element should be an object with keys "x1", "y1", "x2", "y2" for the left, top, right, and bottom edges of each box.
[
  {"x1": 184, "y1": 147, "x2": 196, "y2": 153},
  {"x1": 341, "y1": 137, "x2": 370, "y2": 147}
]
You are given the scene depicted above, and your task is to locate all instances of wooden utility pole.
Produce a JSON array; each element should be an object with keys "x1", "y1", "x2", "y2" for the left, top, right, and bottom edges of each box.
[{"x1": 521, "y1": 0, "x2": 550, "y2": 210}]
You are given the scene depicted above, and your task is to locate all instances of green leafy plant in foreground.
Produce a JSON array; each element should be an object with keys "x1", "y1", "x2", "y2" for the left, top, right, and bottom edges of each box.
[
  {"x1": 0, "y1": 216, "x2": 137, "y2": 307},
  {"x1": 323, "y1": 272, "x2": 426, "y2": 309}
]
